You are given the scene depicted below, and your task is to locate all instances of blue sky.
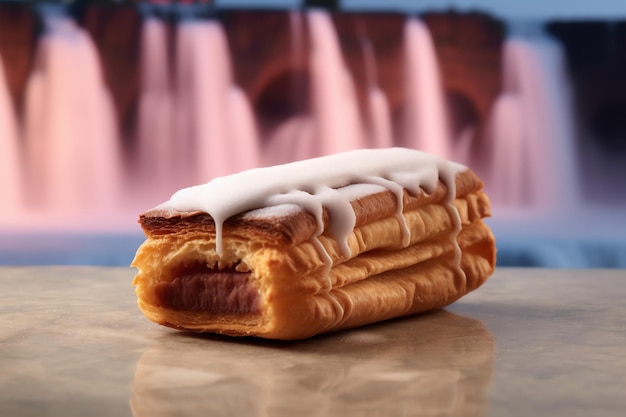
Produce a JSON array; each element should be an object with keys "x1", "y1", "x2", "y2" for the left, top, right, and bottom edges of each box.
[{"x1": 216, "y1": 0, "x2": 626, "y2": 20}]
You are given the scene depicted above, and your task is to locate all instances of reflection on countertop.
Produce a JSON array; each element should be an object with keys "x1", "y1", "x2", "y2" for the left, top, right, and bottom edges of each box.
[{"x1": 131, "y1": 310, "x2": 493, "y2": 417}]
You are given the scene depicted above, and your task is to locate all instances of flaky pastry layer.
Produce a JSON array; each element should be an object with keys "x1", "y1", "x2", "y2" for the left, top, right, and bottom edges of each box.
[{"x1": 132, "y1": 169, "x2": 496, "y2": 340}]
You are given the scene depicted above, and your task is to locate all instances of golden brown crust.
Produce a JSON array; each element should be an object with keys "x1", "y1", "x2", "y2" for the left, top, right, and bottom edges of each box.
[{"x1": 131, "y1": 169, "x2": 496, "y2": 340}]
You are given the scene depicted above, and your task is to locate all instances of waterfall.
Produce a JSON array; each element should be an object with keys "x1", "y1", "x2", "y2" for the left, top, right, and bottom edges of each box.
[
  {"x1": 0, "y1": 57, "x2": 21, "y2": 219},
  {"x1": 2, "y1": 4, "x2": 624, "y2": 269},
  {"x1": 134, "y1": 17, "x2": 177, "y2": 202},
  {"x1": 360, "y1": 30, "x2": 393, "y2": 149},
  {"x1": 173, "y1": 18, "x2": 259, "y2": 185},
  {"x1": 403, "y1": 17, "x2": 451, "y2": 159},
  {"x1": 264, "y1": 9, "x2": 365, "y2": 165},
  {"x1": 486, "y1": 24, "x2": 579, "y2": 211},
  {"x1": 22, "y1": 15, "x2": 121, "y2": 223},
  {"x1": 0, "y1": 9, "x2": 588, "y2": 230},
  {"x1": 486, "y1": 94, "x2": 526, "y2": 207},
  {"x1": 227, "y1": 86, "x2": 262, "y2": 173},
  {"x1": 308, "y1": 9, "x2": 364, "y2": 156}
]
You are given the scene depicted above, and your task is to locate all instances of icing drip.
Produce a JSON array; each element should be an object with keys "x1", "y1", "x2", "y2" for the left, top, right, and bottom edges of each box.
[
  {"x1": 357, "y1": 175, "x2": 411, "y2": 247},
  {"x1": 164, "y1": 147, "x2": 466, "y2": 272},
  {"x1": 438, "y1": 167, "x2": 464, "y2": 272}
]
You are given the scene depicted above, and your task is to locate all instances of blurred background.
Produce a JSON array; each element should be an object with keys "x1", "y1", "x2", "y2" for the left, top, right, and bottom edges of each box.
[{"x1": 1, "y1": 0, "x2": 625, "y2": 267}]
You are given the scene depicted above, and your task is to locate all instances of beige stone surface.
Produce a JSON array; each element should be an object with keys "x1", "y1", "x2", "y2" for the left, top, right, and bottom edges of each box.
[{"x1": 0, "y1": 267, "x2": 624, "y2": 416}]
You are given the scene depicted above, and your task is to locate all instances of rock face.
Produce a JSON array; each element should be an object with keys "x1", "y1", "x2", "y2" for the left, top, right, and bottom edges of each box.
[
  {"x1": 222, "y1": 10, "x2": 505, "y2": 148},
  {"x1": 422, "y1": 12, "x2": 504, "y2": 148},
  {"x1": 0, "y1": 3, "x2": 36, "y2": 116},
  {"x1": 548, "y1": 21, "x2": 626, "y2": 204},
  {"x1": 0, "y1": 4, "x2": 505, "y2": 148},
  {"x1": 80, "y1": 4, "x2": 142, "y2": 137}
]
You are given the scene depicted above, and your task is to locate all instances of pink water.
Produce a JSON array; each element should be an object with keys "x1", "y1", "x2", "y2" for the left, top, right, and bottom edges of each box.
[
  {"x1": 0, "y1": 11, "x2": 591, "y2": 234},
  {"x1": 360, "y1": 32, "x2": 393, "y2": 149},
  {"x1": 264, "y1": 9, "x2": 366, "y2": 164},
  {"x1": 308, "y1": 10, "x2": 365, "y2": 156},
  {"x1": 485, "y1": 28, "x2": 579, "y2": 212},
  {"x1": 21, "y1": 17, "x2": 121, "y2": 228},
  {"x1": 174, "y1": 20, "x2": 260, "y2": 184},
  {"x1": 134, "y1": 18, "x2": 177, "y2": 201},
  {"x1": 132, "y1": 17, "x2": 260, "y2": 208},
  {"x1": 402, "y1": 18, "x2": 451, "y2": 160}
]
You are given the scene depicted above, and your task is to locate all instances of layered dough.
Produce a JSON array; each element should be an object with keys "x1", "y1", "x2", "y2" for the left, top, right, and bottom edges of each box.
[{"x1": 132, "y1": 166, "x2": 496, "y2": 340}]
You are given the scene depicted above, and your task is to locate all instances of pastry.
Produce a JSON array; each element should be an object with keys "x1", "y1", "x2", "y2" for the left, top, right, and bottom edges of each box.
[{"x1": 131, "y1": 148, "x2": 496, "y2": 340}]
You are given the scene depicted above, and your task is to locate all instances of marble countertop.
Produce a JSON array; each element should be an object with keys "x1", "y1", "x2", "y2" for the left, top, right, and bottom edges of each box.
[{"x1": 1, "y1": 267, "x2": 625, "y2": 417}]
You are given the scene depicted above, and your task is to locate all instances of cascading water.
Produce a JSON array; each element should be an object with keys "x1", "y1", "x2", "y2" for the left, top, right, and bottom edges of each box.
[
  {"x1": 359, "y1": 30, "x2": 393, "y2": 149},
  {"x1": 308, "y1": 9, "x2": 364, "y2": 157},
  {"x1": 1, "y1": 4, "x2": 623, "y2": 267},
  {"x1": 173, "y1": 18, "x2": 259, "y2": 185},
  {"x1": 485, "y1": 94, "x2": 526, "y2": 207},
  {"x1": 134, "y1": 17, "x2": 177, "y2": 202},
  {"x1": 402, "y1": 17, "x2": 451, "y2": 160},
  {"x1": 22, "y1": 13, "x2": 121, "y2": 227},
  {"x1": 264, "y1": 9, "x2": 366, "y2": 165},
  {"x1": 133, "y1": 14, "x2": 260, "y2": 205},
  {"x1": 482, "y1": 24, "x2": 626, "y2": 267},
  {"x1": 485, "y1": 23, "x2": 579, "y2": 212}
]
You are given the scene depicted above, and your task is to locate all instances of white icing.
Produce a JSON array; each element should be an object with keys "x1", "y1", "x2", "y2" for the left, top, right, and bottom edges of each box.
[
  {"x1": 339, "y1": 183, "x2": 387, "y2": 201},
  {"x1": 243, "y1": 203, "x2": 302, "y2": 220},
  {"x1": 242, "y1": 184, "x2": 385, "y2": 221},
  {"x1": 164, "y1": 147, "x2": 466, "y2": 272}
]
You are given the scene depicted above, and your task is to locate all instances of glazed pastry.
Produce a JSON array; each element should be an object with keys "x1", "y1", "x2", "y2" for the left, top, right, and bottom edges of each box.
[{"x1": 131, "y1": 148, "x2": 496, "y2": 340}]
